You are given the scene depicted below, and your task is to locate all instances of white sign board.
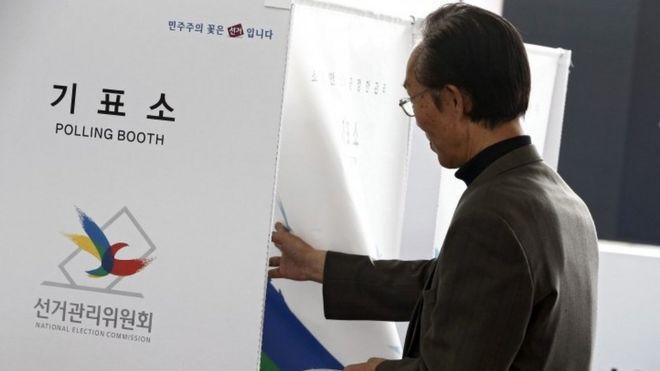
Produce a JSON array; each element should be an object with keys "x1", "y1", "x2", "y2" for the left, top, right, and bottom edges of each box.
[
  {"x1": 266, "y1": 0, "x2": 411, "y2": 366},
  {"x1": 0, "y1": 1, "x2": 290, "y2": 370}
]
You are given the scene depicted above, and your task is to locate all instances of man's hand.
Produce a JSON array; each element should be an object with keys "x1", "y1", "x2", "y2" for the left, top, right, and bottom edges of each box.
[
  {"x1": 269, "y1": 222, "x2": 327, "y2": 283},
  {"x1": 344, "y1": 358, "x2": 385, "y2": 371}
]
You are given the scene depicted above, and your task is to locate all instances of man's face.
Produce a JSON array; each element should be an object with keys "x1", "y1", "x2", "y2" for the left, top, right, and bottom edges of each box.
[{"x1": 403, "y1": 49, "x2": 470, "y2": 169}]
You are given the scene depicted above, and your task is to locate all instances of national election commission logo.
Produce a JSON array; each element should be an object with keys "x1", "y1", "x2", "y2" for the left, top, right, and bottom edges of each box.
[{"x1": 42, "y1": 207, "x2": 157, "y2": 298}]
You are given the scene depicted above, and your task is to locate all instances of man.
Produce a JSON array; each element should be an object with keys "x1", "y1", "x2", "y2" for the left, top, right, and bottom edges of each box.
[{"x1": 269, "y1": 3, "x2": 598, "y2": 371}]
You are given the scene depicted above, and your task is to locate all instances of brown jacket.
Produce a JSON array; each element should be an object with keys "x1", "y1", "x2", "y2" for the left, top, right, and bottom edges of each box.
[{"x1": 323, "y1": 145, "x2": 598, "y2": 371}]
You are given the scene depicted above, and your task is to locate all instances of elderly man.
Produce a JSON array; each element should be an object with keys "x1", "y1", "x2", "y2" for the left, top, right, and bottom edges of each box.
[{"x1": 269, "y1": 3, "x2": 598, "y2": 371}]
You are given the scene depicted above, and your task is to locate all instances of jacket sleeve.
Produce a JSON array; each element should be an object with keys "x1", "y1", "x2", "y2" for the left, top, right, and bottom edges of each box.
[
  {"x1": 377, "y1": 210, "x2": 534, "y2": 371},
  {"x1": 322, "y1": 251, "x2": 437, "y2": 321}
]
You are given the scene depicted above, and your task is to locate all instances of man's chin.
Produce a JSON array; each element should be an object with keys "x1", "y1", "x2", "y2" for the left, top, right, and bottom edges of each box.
[{"x1": 437, "y1": 153, "x2": 460, "y2": 169}]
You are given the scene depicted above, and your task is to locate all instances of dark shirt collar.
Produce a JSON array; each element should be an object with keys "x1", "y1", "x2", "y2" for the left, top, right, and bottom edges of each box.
[{"x1": 455, "y1": 135, "x2": 531, "y2": 186}]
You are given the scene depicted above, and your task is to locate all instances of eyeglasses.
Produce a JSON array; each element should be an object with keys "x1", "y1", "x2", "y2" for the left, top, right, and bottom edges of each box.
[{"x1": 398, "y1": 89, "x2": 429, "y2": 117}]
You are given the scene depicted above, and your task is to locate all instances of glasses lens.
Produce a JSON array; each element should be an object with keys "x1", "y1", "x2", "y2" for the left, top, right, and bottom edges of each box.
[{"x1": 402, "y1": 100, "x2": 414, "y2": 117}]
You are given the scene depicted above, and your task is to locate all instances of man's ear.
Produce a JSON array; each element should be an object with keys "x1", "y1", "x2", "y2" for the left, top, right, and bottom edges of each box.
[{"x1": 445, "y1": 84, "x2": 472, "y2": 116}]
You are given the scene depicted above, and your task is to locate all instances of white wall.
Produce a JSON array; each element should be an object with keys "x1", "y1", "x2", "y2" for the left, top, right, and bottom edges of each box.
[{"x1": 593, "y1": 241, "x2": 660, "y2": 371}]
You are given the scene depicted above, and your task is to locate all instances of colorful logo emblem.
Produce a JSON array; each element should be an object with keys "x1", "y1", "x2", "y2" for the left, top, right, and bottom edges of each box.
[
  {"x1": 42, "y1": 206, "x2": 156, "y2": 298},
  {"x1": 66, "y1": 208, "x2": 152, "y2": 277}
]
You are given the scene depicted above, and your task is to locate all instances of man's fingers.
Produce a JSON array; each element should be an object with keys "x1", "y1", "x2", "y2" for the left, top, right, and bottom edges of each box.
[
  {"x1": 271, "y1": 232, "x2": 282, "y2": 244},
  {"x1": 268, "y1": 268, "x2": 283, "y2": 279},
  {"x1": 271, "y1": 224, "x2": 289, "y2": 245},
  {"x1": 271, "y1": 225, "x2": 297, "y2": 250},
  {"x1": 269, "y1": 256, "x2": 281, "y2": 267},
  {"x1": 274, "y1": 222, "x2": 290, "y2": 233}
]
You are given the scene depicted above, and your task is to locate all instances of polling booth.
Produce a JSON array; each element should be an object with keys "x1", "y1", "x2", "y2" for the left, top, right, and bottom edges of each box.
[
  {"x1": 0, "y1": 1, "x2": 290, "y2": 370},
  {"x1": 262, "y1": 1, "x2": 573, "y2": 369},
  {"x1": 0, "y1": 1, "x2": 572, "y2": 370},
  {"x1": 263, "y1": 1, "x2": 412, "y2": 368}
]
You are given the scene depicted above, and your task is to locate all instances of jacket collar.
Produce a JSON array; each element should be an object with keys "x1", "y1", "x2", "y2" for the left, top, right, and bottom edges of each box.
[{"x1": 467, "y1": 144, "x2": 543, "y2": 190}]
